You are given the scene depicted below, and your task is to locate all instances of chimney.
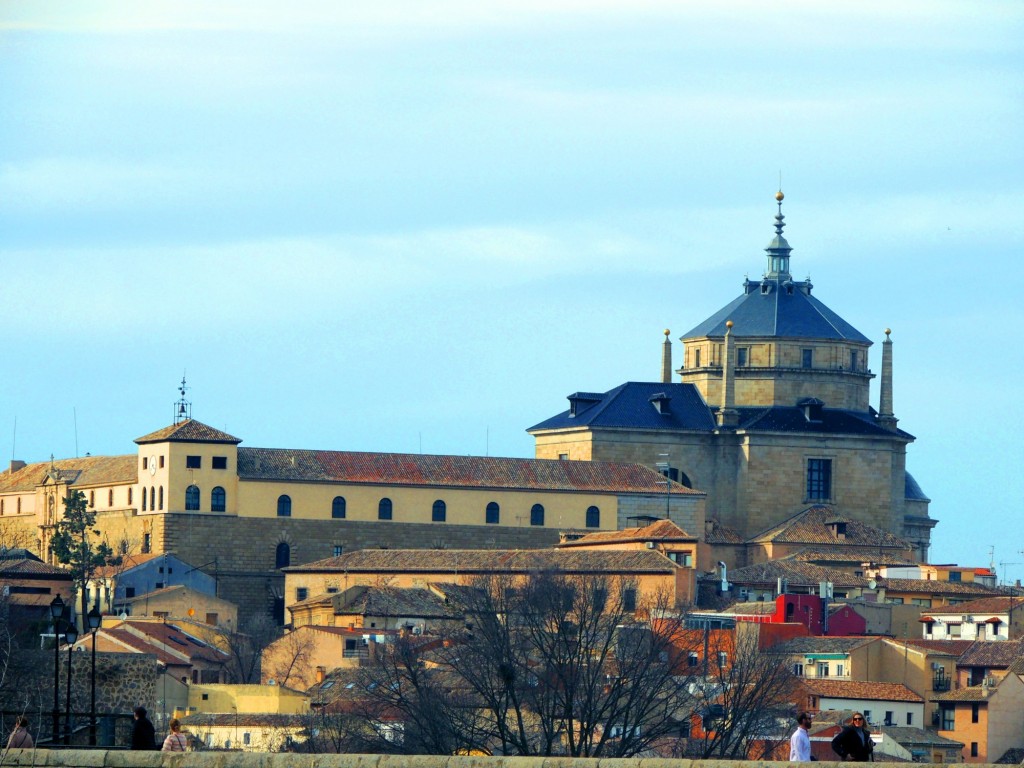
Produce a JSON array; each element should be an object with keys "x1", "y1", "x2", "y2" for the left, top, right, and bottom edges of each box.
[
  {"x1": 716, "y1": 321, "x2": 739, "y2": 427},
  {"x1": 879, "y1": 328, "x2": 898, "y2": 431},
  {"x1": 9, "y1": 460, "x2": 26, "y2": 474},
  {"x1": 661, "y1": 329, "x2": 672, "y2": 384}
]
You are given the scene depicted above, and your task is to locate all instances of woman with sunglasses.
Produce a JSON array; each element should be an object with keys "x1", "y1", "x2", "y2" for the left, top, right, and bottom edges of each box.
[{"x1": 831, "y1": 713, "x2": 874, "y2": 761}]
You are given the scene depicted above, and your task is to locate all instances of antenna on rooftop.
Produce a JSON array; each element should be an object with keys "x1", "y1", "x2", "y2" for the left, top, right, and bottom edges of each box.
[{"x1": 174, "y1": 373, "x2": 191, "y2": 425}]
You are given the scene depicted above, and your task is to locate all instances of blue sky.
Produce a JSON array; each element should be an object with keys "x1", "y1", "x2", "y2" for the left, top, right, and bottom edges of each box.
[{"x1": 1, "y1": 2, "x2": 1022, "y2": 575}]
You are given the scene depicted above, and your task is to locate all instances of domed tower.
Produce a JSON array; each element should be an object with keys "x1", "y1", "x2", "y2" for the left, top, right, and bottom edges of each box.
[{"x1": 678, "y1": 191, "x2": 873, "y2": 412}]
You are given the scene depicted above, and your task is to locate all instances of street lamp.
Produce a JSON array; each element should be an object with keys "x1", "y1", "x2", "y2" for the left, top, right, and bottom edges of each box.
[
  {"x1": 87, "y1": 606, "x2": 102, "y2": 746},
  {"x1": 49, "y1": 595, "x2": 64, "y2": 744},
  {"x1": 64, "y1": 623, "x2": 79, "y2": 745}
]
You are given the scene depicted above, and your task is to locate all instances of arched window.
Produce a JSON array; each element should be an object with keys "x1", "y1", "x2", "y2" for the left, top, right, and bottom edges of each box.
[
  {"x1": 277, "y1": 495, "x2": 292, "y2": 517},
  {"x1": 150, "y1": 486, "x2": 155, "y2": 511},
  {"x1": 486, "y1": 502, "x2": 500, "y2": 525},
  {"x1": 141, "y1": 488, "x2": 147, "y2": 512},
  {"x1": 378, "y1": 498, "x2": 393, "y2": 520},
  {"x1": 530, "y1": 504, "x2": 545, "y2": 527},
  {"x1": 185, "y1": 485, "x2": 200, "y2": 511},
  {"x1": 275, "y1": 542, "x2": 290, "y2": 569},
  {"x1": 678, "y1": 471, "x2": 692, "y2": 489},
  {"x1": 586, "y1": 506, "x2": 600, "y2": 528},
  {"x1": 128, "y1": 487, "x2": 133, "y2": 505},
  {"x1": 432, "y1": 500, "x2": 446, "y2": 522},
  {"x1": 332, "y1": 496, "x2": 346, "y2": 519},
  {"x1": 158, "y1": 486, "x2": 164, "y2": 511},
  {"x1": 108, "y1": 489, "x2": 114, "y2": 507},
  {"x1": 211, "y1": 486, "x2": 226, "y2": 513}
]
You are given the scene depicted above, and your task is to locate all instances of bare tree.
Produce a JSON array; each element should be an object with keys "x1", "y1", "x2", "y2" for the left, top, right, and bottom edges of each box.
[
  {"x1": 217, "y1": 614, "x2": 282, "y2": 684},
  {"x1": 354, "y1": 571, "x2": 701, "y2": 757},
  {"x1": 261, "y1": 628, "x2": 317, "y2": 689},
  {"x1": 686, "y1": 623, "x2": 795, "y2": 759}
]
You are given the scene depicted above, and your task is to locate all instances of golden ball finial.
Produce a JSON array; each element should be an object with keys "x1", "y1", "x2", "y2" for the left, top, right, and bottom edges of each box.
[
  {"x1": 884, "y1": 327, "x2": 891, "y2": 336},
  {"x1": 664, "y1": 328, "x2": 670, "y2": 337},
  {"x1": 726, "y1": 320, "x2": 733, "y2": 329},
  {"x1": 775, "y1": 190, "x2": 784, "y2": 202}
]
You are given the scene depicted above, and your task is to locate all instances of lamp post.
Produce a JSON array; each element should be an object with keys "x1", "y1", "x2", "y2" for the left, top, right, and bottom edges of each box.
[
  {"x1": 49, "y1": 595, "x2": 65, "y2": 745},
  {"x1": 87, "y1": 606, "x2": 102, "y2": 746},
  {"x1": 64, "y1": 624, "x2": 78, "y2": 745}
]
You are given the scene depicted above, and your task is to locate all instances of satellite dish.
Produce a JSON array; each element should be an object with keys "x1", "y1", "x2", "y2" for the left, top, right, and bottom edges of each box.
[{"x1": 867, "y1": 579, "x2": 878, "y2": 590}]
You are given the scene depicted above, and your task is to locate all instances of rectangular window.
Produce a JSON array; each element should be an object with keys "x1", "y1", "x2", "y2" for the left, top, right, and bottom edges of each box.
[
  {"x1": 142, "y1": 457, "x2": 148, "y2": 470},
  {"x1": 558, "y1": 453, "x2": 569, "y2": 460},
  {"x1": 885, "y1": 711, "x2": 894, "y2": 725},
  {"x1": 717, "y1": 652, "x2": 728, "y2": 667},
  {"x1": 296, "y1": 587, "x2": 308, "y2": 602},
  {"x1": 971, "y1": 743, "x2": 978, "y2": 758},
  {"x1": 971, "y1": 703, "x2": 979, "y2": 723},
  {"x1": 125, "y1": 587, "x2": 136, "y2": 598},
  {"x1": 688, "y1": 652, "x2": 698, "y2": 667},
  {"x1": 142, "y1": 533, "x2": 151, "y2": 553},
  {"x1": 940, "y1": 706, "x2": 955, "y2": 730},
  {"x1": 736, "y1": 347, "x2": 748, "y2": 367},
  {"x1": 948, "y1": 571, "x2": 962, "y2": 582},
  {"x1": 802, "y1": 348, "x2": 813, "y2": 368},
  {"x1": 836, "y1": 663, "x2": 845, "y2": 676},
  {"x1": 186, "y1": 455, "x2": 201, "y2": 469},
  {"x1": 806, "y1": 458, "x2": 832, "y2": 501},
  {"x1": 694, "y1": 348, "x2": 701, "y2": 367},
  {"x1": 906, "y1": 712, "x2": 913, "y2": 725},
  {"x1": 212, "y1": 456, "x2": 228, "y2": 469},
  {"x1": 243, "y1": 733, "x2": 251, "y2": 746},
  {"x1": 159, "y1": 456, "x2": 165, "y2": 468},
  {"x1": 333, "y1": 545, "x2": 343, "y2": 557},
  {"x1": 622, "y1": 588, "x2": 637, "y2": 612},
  {"x1": 205, "y1": 613, "x2": 218, "y2": 625},
  {"x1": 817, "y1": 662, "x2": 829, "y2": 677},
  {"x1": 949, "y1": 624, "x2": 962, "y2": 638},
  {"x1": 793, "y1": 663, "x2": 804, "y2": 676}
]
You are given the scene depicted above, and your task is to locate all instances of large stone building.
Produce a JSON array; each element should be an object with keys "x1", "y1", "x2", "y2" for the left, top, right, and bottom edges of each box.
[
  {"x1": 530, "y1": 192, "x2": 935, "y2": 560},
  {"x1": 0, "y1": 406, "x2": 701, "y2": 621}
]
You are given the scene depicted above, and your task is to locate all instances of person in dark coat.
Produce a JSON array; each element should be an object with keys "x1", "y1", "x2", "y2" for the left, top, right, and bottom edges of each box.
[
  {"x1": 831, "y1": 712, "x2": 874, "y2": 761},
  {"x1": 131, "y1": 706, "x2": 157, "y2": 750}
]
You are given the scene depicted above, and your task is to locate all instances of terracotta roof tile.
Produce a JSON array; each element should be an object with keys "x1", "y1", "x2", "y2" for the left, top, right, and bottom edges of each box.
[
  {"x1": 709, "y1": 557, "x2": 866, "y2": 588},
  {"x1": 135, "y1": 419, "x2": 242, "y2": 445},
  {"x1": 793, "y1": 548, "x2": 914, "y2": 566},
  {"x1": 0, "y1": 455, "x2": 136, "y2": 493},
  {"x1": 926, "y1": 596, "x2": 1024, "y2": 615},
  {"x1": 179, "y1": 713, "x2": 305, "y2": 728},
  {"x1": 238, "y1": 448, "x2": 702, "y2": 495},
  {"x1": 556, "y1": 519, "x2": 696, "y2": 547},
  {"x1": 771, "y1": 636, "x2": 878, "y2": 655},
  {"x1": 750, "y1": 505, "x2": 911, "y2": 550},
  {"x1": 902, "y1": 639, "x2": 975, "y2": 656},
  {"x1": 933, "y1": 685, "x2": 997, "y2": 702},
  {"x1": 879, "y1": 578, "x2": 1003, "y2": 597},
  {"x1": 704, "y1": 518, "x2": 745, "y2": 544},
  {"x1": 800, "y1": 679, "x2": 923, "y2": 703},
  {"x1": 0, "y1": 558, "x2": 70, "y2": 577},
  {"x1": 286, "y1": 548, "x2": 676, "y2": 575},
  {"x1": 957, "y1": 640, "x2": 1024, "y2": 668}
]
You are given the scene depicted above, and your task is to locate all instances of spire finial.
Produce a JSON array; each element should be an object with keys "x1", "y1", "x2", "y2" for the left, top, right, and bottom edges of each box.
[
  {"x1": 174, "y1": 372, "x2": 192, "y2": 425},
  {"x1": 764, "y1": 188, "x2": 792, "y2": 279}
]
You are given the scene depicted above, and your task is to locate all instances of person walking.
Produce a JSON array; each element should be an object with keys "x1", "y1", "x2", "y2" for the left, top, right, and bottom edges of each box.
[
  {"x1": 161, "y1": 719, "x2": 189, "y2": 752},
  {"x1": 831, "y1": 712, "x2": 874, "y2": 762},
  {"x1": 6, "y1": 717, "x2": 33, "y2": 750},
  {"x1": 131, "y1": 706, "x2": 156, "y2": 750},
  {"x1": 790, "y1": 711, "x2": 813, "y2": 761}
]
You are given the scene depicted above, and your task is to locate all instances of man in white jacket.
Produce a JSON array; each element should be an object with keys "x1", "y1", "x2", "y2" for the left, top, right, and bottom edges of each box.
[{"x1": 790, "y1": 712, "x2": 813, "y2": 761}]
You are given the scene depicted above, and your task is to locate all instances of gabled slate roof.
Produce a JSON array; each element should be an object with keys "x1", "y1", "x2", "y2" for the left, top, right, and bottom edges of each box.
[
  {"x1": 957, "y1": 640, "x2": 1024, "y2": 669},
  {"x1": 681, "y1": 282, "x2": 870, "y2": 343},
  {"x1": 237, "y1": 448, "x2": 701, "y2": 495},
  {"x1": 135, "y1": 419, "x2": 242, "y2": 445},
  {"x1": 528, "y1": 382, "x2": 716, "y2": 433},
  {"x1": 331, "y1": 585, "x2": 462, "y2": 619},
  {"x1": 0, "y1": 455, "x2": 136, "y2": 493},
  {"x1": 528, "y1": 382, "x2": 911, "y2": 440}
]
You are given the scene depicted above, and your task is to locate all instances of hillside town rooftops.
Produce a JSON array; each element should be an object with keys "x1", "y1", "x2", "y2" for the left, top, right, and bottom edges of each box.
[{"x1": 800, "y1": 679, "x2": 923, "y2": 703}]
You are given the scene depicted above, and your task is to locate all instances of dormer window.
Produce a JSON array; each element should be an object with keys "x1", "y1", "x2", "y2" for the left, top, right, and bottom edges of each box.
[
  {"x1": 799, "y1": 398, "x2": 825, "y2": 422},
  {"x1": 829, "y1": 521, "x2": 847, "y2": 539},
  {"x1": 760, "y1": 282, "x2": 770, "y2": 295},
  {"x1": 568, "y1": 393, "x2": 601, "y2": 418},
  {"x1": 649, "y1": 393, "x2": 671, "y2": 415}
]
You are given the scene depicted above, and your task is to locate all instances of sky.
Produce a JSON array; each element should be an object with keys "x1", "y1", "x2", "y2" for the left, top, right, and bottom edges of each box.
[{"x1": 1, "y1": 1, "x2": 1022, "y2": 576}]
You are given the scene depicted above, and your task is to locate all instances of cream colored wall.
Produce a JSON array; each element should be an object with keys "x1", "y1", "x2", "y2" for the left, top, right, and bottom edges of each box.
[
  {"x1": 236, "y1": 480, "x2": 617, "y2": 531},
  {"x1": 126, "y1": 589, "x2": 238, "y2": 628},
  {"x1": 188, "y1": 684, "x2": 309, "y2": 715},
  {"x1": 164, "y1": 442, "x2": 240, "y2": 514}
]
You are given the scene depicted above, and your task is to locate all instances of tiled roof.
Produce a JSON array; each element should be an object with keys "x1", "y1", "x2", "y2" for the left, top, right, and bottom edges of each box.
[
  {"x1": 719, "y1": 602, "x2": 777, "y2": 616},
  {"x1": 0, "y1": 547, "x2": 41, "y2": 562},
  {"x1": 237, "y1": 447, "x2": 702, "y2": 496},
  {"x1": 957, "y1": 640, "x2": 1023, "y2": 669},
  {"x1": 735, "y1": 406, "x2": 913, "y2": 440},
  {"x1": 799, "y1": 679, "x2": 923, "y2": 703},
  {"x1": 994, "y1": 747, "x2": 1024, "y2": 763},
  {"x1": 749, "y1": 505, "x2": 911, "y2": 549},
  {"x1": 332, "y1": 586, "x2": 461, "y2": 619},
  {"x1": 879, "y1": 726, "x2": 963, "y2": 749},
  {"x1": 933, "y1": 685, "x2": 996, "y2": 702},
  {"x1": 528, "y1": 382, "x2": 718, "y2": 433},
  {"x1": 115, "y1": 620, "x2": 229, "y2": 664},
  {"x1": 705, "y1": 518, "x2": 745, "y2": 545},
  {"x1": 879, "y1": 578, "x2": 1003, "y2": 597},
  {"x1": 709, "y1": 557, "x2": 865, "y2": 588},
  {"x1": 556, "y1": 518, "x2": 696, "y2": 547},
  {"x1": 0, "y1": 455, "x2": 136, "y2": 492},
  {"x1": 101, "y1": 627, "x2": 183, "y2": 665},
  {"x1": 0, "y1": 558, "x2": 70, "y2": 577},
  {"x1": 793, "y1": 548, "x2": 914, "y2": 566},
  {"x1": 135, "y1": 419, "x2": 242, "y2": 445},
  {"x1": 902, "y1": 639, "x2": 975, "y2": 656},
  {"x1": 286, "y1": 548, "x2": 677, "y2": 575},
  {"x1": 681, "y1": 279, "x2": 870, "y2": 343},
  {"x1": 926, "y1": 596, "x2": 1023, "y2": 615},
  {"x1": 771, "y1": 636, "x2": 877, "y2": 655}
]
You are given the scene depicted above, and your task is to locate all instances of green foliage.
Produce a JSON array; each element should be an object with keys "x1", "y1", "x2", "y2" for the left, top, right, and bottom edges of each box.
[{"x1": 50, "y1": 489, "x2": 121, "y2": 620}]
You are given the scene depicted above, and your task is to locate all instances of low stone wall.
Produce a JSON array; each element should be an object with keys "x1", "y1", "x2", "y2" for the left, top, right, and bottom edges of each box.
[{"x1": 0, "y1": 752, "x2": 983, "y2": 768}]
